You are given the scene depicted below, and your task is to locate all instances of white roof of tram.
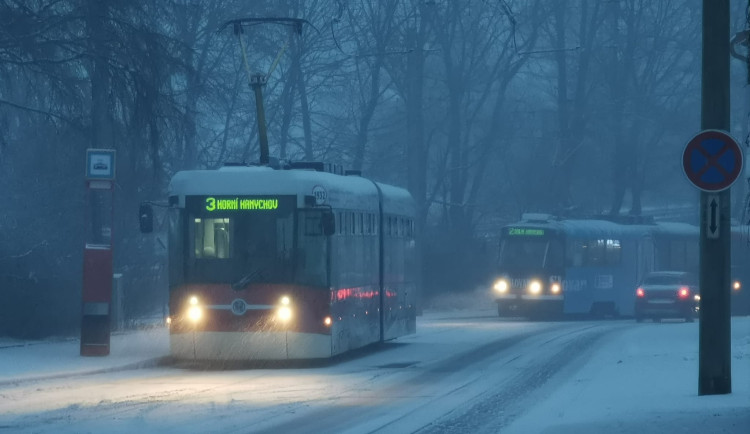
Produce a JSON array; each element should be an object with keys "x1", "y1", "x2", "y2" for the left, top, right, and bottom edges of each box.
[
  {"x1": 508, "y1": 215, "x2": 701, "y2": 240},
  {"x1": 169, "y1": 165, "x2": 415, "y2": 216}
]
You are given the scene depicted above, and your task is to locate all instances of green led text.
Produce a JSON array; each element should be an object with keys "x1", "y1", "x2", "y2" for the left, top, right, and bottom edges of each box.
[
  {"x1": 205, "y1": 197, "x2": 279, "y2": 212},
  {"x1": 508, "y1": 228, "x2": 545, "y2": 236}
]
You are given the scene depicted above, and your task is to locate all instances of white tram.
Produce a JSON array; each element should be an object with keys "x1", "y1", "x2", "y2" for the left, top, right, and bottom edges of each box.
[{"x1": 151, "y1": 162, "x2": 417, "y2": 360}]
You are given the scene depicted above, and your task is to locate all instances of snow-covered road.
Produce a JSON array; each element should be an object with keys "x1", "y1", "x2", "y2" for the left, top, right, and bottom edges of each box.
[{"x1": 1, "y1": 311, "x2": 748, "y2": 433}]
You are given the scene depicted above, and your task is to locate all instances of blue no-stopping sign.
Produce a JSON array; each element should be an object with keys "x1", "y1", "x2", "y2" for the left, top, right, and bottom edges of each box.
[{"x1": 682, "y1": 129, "x2": 743, "y2": 192}]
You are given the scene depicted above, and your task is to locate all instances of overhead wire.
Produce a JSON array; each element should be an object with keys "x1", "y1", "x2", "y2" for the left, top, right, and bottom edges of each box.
[{"x1": 329, "y1": 0, "x2": 433, "y2": 59}]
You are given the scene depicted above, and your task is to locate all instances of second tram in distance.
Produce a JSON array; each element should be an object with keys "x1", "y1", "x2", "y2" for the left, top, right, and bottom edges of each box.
[
  {"x1": 490, "y1": 213, "x2": 749, "y2": 318},
  {"x1": 145, "y1": 162, "x2": 417, "y2": 360}
]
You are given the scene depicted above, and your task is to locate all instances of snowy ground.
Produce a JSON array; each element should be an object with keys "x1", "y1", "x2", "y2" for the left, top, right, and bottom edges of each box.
[{"x1": 0, "y1": 310, "x2": 747, "y2": 433}]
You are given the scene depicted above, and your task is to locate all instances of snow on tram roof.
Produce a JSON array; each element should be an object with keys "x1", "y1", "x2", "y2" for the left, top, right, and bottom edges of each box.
[
  {"x1": 509, "y1": 218, "x2": 652, "y2": 238},
  {"x1": 509, "y1": 217, "x2": 700, "y2": 239},
  {"x1": 376, "y1": 182, "x2": 415, "y2": 215},
  {"x1": 652, "y1": 222, "x2": 698, "y2": 236},
  {"x1": 170, "y1": 166, "x2": 371, "y2": 195},
  {"x1": 554, "y1": 219, "x2": 656, "y2": 238},
  {"x1": 169, "y1": 165, "x2": 414, "y2": 215}
]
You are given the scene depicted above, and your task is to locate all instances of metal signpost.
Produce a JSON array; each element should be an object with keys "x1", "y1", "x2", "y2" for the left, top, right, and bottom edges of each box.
[
  {"x1": 683, "y1": 128, "x2": 742, "y2": 395},
  {"x1": 685, "y1": 0, "x2": 740, "y2": 395},
  {"x1": 683, "y1": 128, "x2": 743, "y2": 395},
  {"x1": 81, "y1": 149, "x2": 116, "y2": 356},
  {"x1": 682, "y1": 0, "x2": 741, "y2": 395}
]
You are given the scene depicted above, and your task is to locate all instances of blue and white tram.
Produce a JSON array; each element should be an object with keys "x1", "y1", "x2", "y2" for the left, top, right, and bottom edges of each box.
[
  {"x1": 491, "y1": 214, "x2": 750, "y2": 318},
  {"x1": 157, "y1": 162, "x2": 416, "y2": 360},
  {"x1": 491, "y1": 214, "x2": 660, "y2": 318}
]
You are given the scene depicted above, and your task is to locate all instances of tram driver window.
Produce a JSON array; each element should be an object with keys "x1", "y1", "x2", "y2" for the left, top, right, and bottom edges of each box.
[
  {"x1": 193, "y1": 218, "x2": 232, "y2": 259},
  {"x1": 545, "y1": 240, "x2": 564, "y2": 269}
]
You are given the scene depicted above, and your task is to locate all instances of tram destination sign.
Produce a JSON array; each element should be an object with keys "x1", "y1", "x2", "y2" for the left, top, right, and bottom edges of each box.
[
  {"x1": 206, "y1": 196, "x2": 279, "y2": 211},
  {"x1": 186, "y1": 195, "x2": 295, "y2": 213},
  {"x1": 507, "y1": 228, "x2": 545, "y2": 236}
]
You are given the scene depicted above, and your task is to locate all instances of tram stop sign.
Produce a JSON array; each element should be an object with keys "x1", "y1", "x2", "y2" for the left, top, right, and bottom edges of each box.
[{"x1": 682, "y1": 129, "x2": 743, "y2": 192}]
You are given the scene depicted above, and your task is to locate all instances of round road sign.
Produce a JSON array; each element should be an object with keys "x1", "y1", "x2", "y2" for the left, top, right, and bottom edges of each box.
[{"x1": 682, "y1": 129, "x2": 743, "y2": 192}]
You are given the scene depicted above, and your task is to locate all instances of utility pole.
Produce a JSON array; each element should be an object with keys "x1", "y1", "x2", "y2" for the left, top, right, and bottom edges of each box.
[{"x1": 699, "y1": 0, "x2": 732, "y2": 396}]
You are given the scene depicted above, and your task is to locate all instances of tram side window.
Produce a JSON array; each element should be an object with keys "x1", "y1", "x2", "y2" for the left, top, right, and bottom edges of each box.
[
  {"x1": 193, "y1": 218, "x2": 231, "y2": 258},
  {"x1": 566, "y1": 239, "x2": 621, "y2": 267},
  {"x1": 304, "y1": 213, "x2": 324, "y2": 235},
  {"x1": 668, "y1": 240, "x2": 698, "y2": 271},
  {"x1": 342, "y1": 212, "x2": 348, "y2": 235},
  {"x1": 297, "y1": 210, "x2": 328, "y2": 287},
  {"x1": 567, "y1": 240, "x2": 586, "y2": 267},
  {"x1": 606, "y1": 239, "x2": 622, "y2": 264},
  {"x1": 588, "y1": 240, "x2": 606, "y2": 266}
]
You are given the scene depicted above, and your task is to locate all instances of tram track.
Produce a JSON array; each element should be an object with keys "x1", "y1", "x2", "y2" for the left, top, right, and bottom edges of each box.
[
  {"x1": 412, "y1": 324, "x2": 620, "y2": 434},
  {"x1": 0, "y1": 318, "x2": 626, "y2": 434},
  {"x1": 256, "y1": 322, "x2": 621, "y2": 434}
]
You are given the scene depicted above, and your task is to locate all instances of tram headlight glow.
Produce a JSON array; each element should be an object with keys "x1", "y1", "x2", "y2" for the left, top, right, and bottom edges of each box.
[
  {"x1": 280, "y1": 296, "x2": 291, "y2": 305},
  {"x1": 733, "y1": 281, "x2": 741, "y2": 291},
  {"x1": 188, "y1": 306, "x2": 202, "y2": 322},
  {"x1": 189, "y1": 296, "x2": 199, "y2": 306},
  {"x1": 324, "y1": 316, "x2": 332, "y2": 326},
  {"x1": 550, "y1": 283, "x2": 561, "y2": 294},
  {"x1": 529, "y1": 280, "x2": 542, "y2": 294},
  {"x1": 493, "y1": 279, "x2": 509, "y2": 293},
  {"x1": 278, "y1": 306, "x2": 292, "y2": 321}
]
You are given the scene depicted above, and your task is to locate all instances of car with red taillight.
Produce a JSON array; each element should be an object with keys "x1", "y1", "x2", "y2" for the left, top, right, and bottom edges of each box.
[{"x1": 635, "y1": 271, "x2": 699, "y2": 323}]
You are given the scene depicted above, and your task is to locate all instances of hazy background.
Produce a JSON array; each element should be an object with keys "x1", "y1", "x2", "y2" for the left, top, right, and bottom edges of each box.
[{"x1": 1, "y1": 0, "x2": 748, "y2": 337}]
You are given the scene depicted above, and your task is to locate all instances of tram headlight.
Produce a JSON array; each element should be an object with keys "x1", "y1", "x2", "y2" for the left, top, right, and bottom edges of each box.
[
  {"x1": 280, "y1": 295, "x2": 291, "y2": 305},
  {"x1": 493, "y1": 279, "x2": 509, "y2": 293},
  {"x1": 188, "y1": 306, "x2": 202, "y2": 322},
  {"x1": 186, "y1": 295, "x2": 202, "y2": 322},
  {"x1": 733, "y1": 280, "x2": 741, "y2": 291},
  {"x1": 324, "y1": 316, "x2": 332, "y2": 326},
  {"x1": 529, "y1": 280, "x2": 542, "y2": 295},
  {"x1": 277, "y1": 306, "x2": 292, "y2": 321},
  {"x1": 550, "y1": 283, "x2": 561, "y2": 294}
]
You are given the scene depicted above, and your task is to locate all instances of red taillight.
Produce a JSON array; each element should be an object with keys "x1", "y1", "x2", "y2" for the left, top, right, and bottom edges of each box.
[
  {"x1": 636, "y1": 287, "x2": 645, "y2": 298},
  {"x1": 678, "y1": 287, "x2": 690, "y2": 299}
]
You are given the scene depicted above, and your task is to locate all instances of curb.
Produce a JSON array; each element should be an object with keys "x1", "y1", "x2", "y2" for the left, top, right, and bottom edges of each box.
[{"x1": 0, "y1": 356, "x2": 172, "y2": 387}]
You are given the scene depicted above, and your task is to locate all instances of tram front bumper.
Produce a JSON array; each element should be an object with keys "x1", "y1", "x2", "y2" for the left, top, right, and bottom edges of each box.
[
  {"x1": 170, "y1": 331, "x2": 333, "y2": 361},
  {"x1": 496, "y1": 294, "x2": 564, "y2": 316}
]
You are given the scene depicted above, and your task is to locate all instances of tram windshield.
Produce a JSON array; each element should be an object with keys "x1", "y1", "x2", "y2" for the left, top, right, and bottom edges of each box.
[
  {"x1": 498, "y1": 235, "x2": 563, "y2": 270},
  {"x1": 172, "y1": 196, "x2": 328, "y2": 288}
]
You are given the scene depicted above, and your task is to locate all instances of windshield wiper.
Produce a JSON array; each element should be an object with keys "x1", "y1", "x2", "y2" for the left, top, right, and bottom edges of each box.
[{"x1": 231, "y1": 268, "x2": 264, "y2": 290}]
